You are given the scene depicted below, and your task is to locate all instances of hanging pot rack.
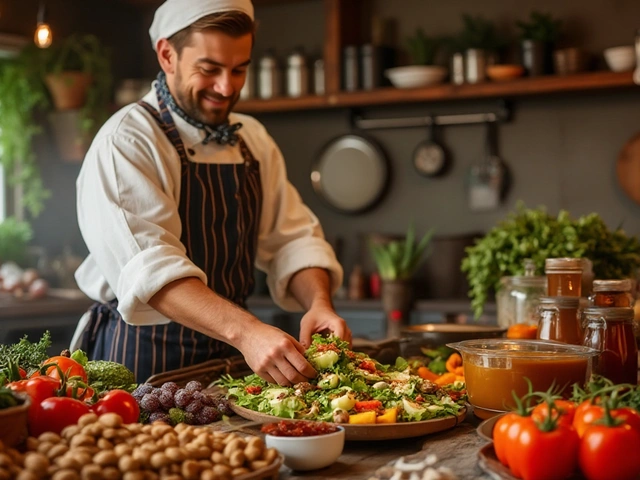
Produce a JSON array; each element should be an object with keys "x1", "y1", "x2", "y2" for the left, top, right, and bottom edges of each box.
[{"x1": 350, "y1": 101, "x2": 511, "y2": 131}]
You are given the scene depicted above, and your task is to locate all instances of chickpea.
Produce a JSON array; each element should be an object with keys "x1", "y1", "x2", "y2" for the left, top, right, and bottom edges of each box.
[
  {"x1": 231, "y1": 467, "x2": 250, "y2": 476},
  {"x1": 97, "y1": 438, "x2": 114, "y2": 450},
  {"x1": 122, "y1": 473, "x2": 146, "y2": 480},
  {"x1": 118, "y1": 454, "x2": 141, "y2": 472},
  {"x1": 211, "y1": 451, "x2": 226, "y2": 465},
  {"x1": 149, "y1": 452, "x2": 171, "y2": 470},
  {"x1": 80, "y1": 464, "x2": 102, "y2": 480},
  {"x1": 164, "y1": 447, "x2": 185, "y2": 463},
  {"x1": 69, "y1": 435, "x2": 95, "y2": 449},
  {"x1": 101, "y1": 467, "x2": 121, "y2": 480},
  {"x1": 37, "y1": 442, "x2": 54, "y2": 455},
  {"x1": 25, "y1": 437, "x2": 40, "y2": 452},
  {"x1": 114, "y1": 444, "x2": 133, "y2": 457},
  {"x1": 179, "y1": 459, "x2": 200, "y2": 480},
  {"x1": 55, "y1": 455, "x2": 82, "y2": 471},
  {"x1": 211, "y1": 464, "x2": 231, "y2": 478},
  {"x1": 263, "y1": 448, "x2": 278, "y2": 464},
  {"x1": 0, "y1": 468, "x2": 10, "y2": 480},
  {"x1": 250, "y1": 460, "x2": 270, "y2": 471},
  {"x1": 46, "y1": 445, "x2": 69, "y2": 461},
  {"x1": 77, "y1": 413, "x2": 99, "y2": 428},
  {"x1": 16, "y1": 471, "x2": 39, "y2": 480},
  {"x1": 228, "y1": 450, "x2": 245, "y2": 469},
  {"x1": 98, "y1": 413, "x2": 123, "y2": 428},
  {"x1": 93, "y1": 450, "x2": 119, "y2": 467},
  {"x1": 102, "y1": 428, "x2": 119, "y2": 440},
  {"x1": 60, "y1": 426, "x2": 80, "y2": 441},
  {"x1": 51, "y1": 469, "x2": 80, "y2": 480},
  {"x1": 222, "y1": 439, "x2": 245, "y2": 458}
]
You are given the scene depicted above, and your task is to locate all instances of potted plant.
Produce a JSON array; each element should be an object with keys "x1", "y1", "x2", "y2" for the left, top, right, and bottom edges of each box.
[
  {"x1": 385, "y1": 28, "x2": 447, "y2": 88},
  {"x1": 370, "y1": 224, "x2": 434, "y2": 335},
  {"x1": 461, "y1": 204, "x2": 640, "y2": 319},
  {"x1": 456, "y1": 14, "x2": 507, "y2": 84},
  {"x1": 0, "y1": 217, "x2": 33, "y2": 266},
  {"x1": 516, "y1": 11, "x2": 563, "y2": 76}
]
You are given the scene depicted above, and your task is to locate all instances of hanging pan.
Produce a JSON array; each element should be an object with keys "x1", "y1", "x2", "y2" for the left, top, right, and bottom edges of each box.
[{"x1": 311, "y1": 133, "x2": 391, "y2": 214}]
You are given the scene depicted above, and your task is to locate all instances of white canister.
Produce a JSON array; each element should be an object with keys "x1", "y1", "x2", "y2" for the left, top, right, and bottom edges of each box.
[
  {"x1": 286, "y1": 50, "x2": 309, "y2": 97},
  {"x1": 465, "y1": 48, "x2": 486, "y2": 84},
  {"x1": 258, "y1": 52, "x2": 282, "y2": 99}
]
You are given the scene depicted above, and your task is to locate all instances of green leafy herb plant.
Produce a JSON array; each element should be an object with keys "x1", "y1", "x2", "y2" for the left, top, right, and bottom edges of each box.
[
  {"x1": 461, "y1": 204, "x2": 640, "y2": 318},
  {"x1": 405, "y1": 28, "x2": 441, "y2": 66},
  {"x1": 457, "y1": 14, "x2": 506, "y2": 52},
  {"x1": 516, "y1": 11, "x2": 563, "y2": 43},
  {"x1": 370, "y1": 224, "x2": 434, "y2": 281},
  {"x1": 0, "y1": 217, "x2": 33, "y2": 265}
]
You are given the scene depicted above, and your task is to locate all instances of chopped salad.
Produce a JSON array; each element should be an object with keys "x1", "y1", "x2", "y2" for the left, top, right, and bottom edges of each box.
[{"x1": 218, "y1": 335, "x2": 466, "y2": 424}]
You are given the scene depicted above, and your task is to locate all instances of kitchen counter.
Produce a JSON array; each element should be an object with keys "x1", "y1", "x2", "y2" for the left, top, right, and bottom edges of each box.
[{"x1": 211, "y1": 410, "x2": 493, "y2": 480}]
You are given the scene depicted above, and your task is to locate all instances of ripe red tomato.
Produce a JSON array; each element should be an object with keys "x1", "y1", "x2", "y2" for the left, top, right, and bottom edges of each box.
[
  {"x1": 573, "y1": 401, "x2": 640, "y2": 437},
  {"x1": 91, "y1": 389, "x2": 140, "y2": 424},
  {"x1": 579, "y1": 422, "x2": 640, "y2": 480},
  {"x1": 493, "y1": 413, "x2": 533, "y2": 474},
  {"x1": 30, "y1": 397, "x2": 90, "y2": 436},
  {"x1": 531, "y1": 400, "x2": 577, "y2": 428},
  {"x1": 39, "y1": 356, "x2": 87, "y2": 382},
  {"x1": 509, "y1": 422, "x2": 580, "y2": 480}
]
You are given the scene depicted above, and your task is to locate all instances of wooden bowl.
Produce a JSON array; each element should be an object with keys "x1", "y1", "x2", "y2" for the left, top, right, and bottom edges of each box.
[
  {"x1": 0, "y1": 393, "x2": 30, "y2": 448},
  {"x1": 486, "y1": 64, "x2": 525, "y2": 82}
]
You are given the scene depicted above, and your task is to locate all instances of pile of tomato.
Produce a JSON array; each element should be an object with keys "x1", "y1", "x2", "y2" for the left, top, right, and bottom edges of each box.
[
  {"x1": 493, "y1": 387, "x2": 640, "y2": 480},
  {"x1": 6, "y1": 355, "x2": 139, "y2": 436}
]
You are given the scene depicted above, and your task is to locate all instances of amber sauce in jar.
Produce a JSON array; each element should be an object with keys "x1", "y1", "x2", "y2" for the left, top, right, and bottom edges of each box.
[
  {"x1": 537, "y1": 296, "x2": 582, "y2": 345},
  {"x1": 545, "y1": 258, "x2": 583, "y2": 297},
  {"x1": 582, "y1": 307, "x2": 638, "y2": 384},
  {"x1": 591, "y1": 279, "x2": 634, "y2": 308}
]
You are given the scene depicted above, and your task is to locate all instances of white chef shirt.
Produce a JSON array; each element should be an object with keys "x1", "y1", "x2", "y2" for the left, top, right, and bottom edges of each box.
[{"x1": 74, "y1": 84, "x2": 343, "y2": 331}]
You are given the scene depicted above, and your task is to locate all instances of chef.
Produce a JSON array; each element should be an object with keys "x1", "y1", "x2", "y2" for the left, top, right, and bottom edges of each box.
[{"x1": 71, "y1": 0, "x2": 351, "y2": 385}]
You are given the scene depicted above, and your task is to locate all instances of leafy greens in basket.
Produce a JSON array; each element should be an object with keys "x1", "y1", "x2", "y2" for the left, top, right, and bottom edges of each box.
[{"x1": 218, "y1": 335, "x2": 466, "y2": 424}]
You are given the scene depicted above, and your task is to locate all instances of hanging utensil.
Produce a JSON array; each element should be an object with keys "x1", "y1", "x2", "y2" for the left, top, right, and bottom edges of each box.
[
  {"x1": 467, "y1": 122, "x2": 508, "y2": 211},
  {"x1": 412, "y1": 116, "x2": 449, "y2": 177}
]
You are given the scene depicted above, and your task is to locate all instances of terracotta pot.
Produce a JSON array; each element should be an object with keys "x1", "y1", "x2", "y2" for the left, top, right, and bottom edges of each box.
[
  {"x1": 44, "y1": 71, "x2": 93, "y2": 110},
  {"x1": 0, "y1": 394, "x2": 30, "y2": 448}
]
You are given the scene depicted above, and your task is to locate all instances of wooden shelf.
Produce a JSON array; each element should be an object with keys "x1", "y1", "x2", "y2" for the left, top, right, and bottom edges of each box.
[{"x1": 235, "y1": 71, "x2": 638, "y2": 114}]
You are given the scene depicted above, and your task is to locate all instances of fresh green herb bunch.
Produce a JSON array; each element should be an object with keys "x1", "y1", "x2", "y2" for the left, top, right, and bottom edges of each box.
[
  {"x1": 370, "y1": 224, "x2": 434, "y2": 281},
  {"x1": 516, "y1": 11, "x2": 563, "y2": 43},
  {"x1": 457, "y1": 14, "x2": 506, "y2": 52},
  {"x1": 462, "y1": 204, "x2": 640, "y2": 318},
  {"x1": 0, "y1": 331, "x2": 51, "y2": 376},
  {"x1": 405, "y1": 28, "x2": 441, "y2": 65},
  {"x1": 0, "y1": 217, "x2": 33, "y2": 265}
]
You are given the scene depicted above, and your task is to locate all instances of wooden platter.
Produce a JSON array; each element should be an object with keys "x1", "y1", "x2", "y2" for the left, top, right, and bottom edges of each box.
[
  {"x1": 230, "y1": 403, "x2": 467, "y2": 441},
  {"x1": 616, "y1": 131, "x2": 640, "y2": 205}
]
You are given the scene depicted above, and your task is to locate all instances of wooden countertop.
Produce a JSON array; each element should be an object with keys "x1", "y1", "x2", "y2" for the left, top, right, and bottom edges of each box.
[{"x1": 210, "y1": 411, "x2": 493, "y2": 479}]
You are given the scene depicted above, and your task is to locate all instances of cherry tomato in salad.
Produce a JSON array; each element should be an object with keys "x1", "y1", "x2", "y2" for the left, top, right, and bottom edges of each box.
[
  {"x1": 579, "y1": 422, "x2": 640, "y2": 480},
  {"x1": 30, "y1": 396, "x2": 90, "y2": 436},
  {"x1": 91, "y1": 389, "x2": 140, "y2": 424}
]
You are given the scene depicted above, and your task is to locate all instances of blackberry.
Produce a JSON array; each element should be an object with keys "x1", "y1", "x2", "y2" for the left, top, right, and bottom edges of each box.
[
  {"x1": 160, "y1": 382, "x2": 180, "y2": 396},
  {"x1": 215, "y1": 397, "x2": 234, "y2": 417},
  {"x1": 140, "y1": 393, "x2": 161, "y2": 413},
  {"x1": 174, "y1": 389, "x2": 193, "y2": 409},
  {"x1": 132, "y1": 384, "x2": 154, "y2": 399},
  {"x1": 185, "y1": 380, "x2": 203, "y2": 393},
  {"x1": 200, "y1": 394, "x2": 215, "y2": 407},
  {"x1": 191, "y1": 391, "x2": 204, "y2": 402},
  {"x1": 150, "y1": 387, "x2": 164, "y2": 398},
  {"x1": 185, "y1": 399, "x2": 203, "y2": 414}
]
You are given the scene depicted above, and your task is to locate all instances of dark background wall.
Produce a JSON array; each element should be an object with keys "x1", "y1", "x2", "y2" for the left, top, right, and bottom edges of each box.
[{"x1": 5, "y1": 0, "x2": 640, "y2": 294}]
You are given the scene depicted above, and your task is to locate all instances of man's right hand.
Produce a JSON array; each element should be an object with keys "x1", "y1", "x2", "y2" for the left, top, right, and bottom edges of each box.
[{"x1": 238, "y1": 323, "x2": 317, "y2": 386}]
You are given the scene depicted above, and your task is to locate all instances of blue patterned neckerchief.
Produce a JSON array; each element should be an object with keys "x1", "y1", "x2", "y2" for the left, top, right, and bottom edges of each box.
[{"x1": 155, "y1": 71, "x2": 242, "y2": 146}]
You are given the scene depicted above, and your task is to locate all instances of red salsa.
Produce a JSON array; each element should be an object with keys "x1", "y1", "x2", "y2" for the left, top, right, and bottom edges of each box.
[{"x1": 261, "y1": 420, "x2": 338, "y2": 437}]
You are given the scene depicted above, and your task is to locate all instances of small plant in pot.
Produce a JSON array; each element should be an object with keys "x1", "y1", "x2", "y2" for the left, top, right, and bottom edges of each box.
[
  {"x1": 370, "y1": 224, "x2": 434, "y2": 336},
  {"x1": 516, "y1": 11, "x2": 563, "y2": 76}
]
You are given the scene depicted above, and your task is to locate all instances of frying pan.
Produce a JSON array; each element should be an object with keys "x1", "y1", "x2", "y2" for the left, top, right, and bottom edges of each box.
[
  {"x1": 311, "y1": 133, "x2": 391, "y2": 214},
  {"x1": 412, "y1": 117, "x2": 449, "y2": 177},
  {"x1": 616, "y1": 132, "x2": 640, "y2": 205}
]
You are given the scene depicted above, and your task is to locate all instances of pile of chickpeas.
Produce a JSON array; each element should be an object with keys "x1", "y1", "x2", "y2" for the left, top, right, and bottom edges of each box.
[{"x1": 0, "y1": 412, "x2": 280, "y2": 480}]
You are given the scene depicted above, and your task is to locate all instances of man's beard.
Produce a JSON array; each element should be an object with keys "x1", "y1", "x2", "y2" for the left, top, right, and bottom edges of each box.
[{"x1": 173, "y1": 70, "x2": 238, "y2": 127}]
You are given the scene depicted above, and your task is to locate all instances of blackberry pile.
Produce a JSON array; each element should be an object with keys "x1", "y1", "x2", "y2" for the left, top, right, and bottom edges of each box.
[{"x1": 132, "y1": 380, "x2": 234, "y2": 426}]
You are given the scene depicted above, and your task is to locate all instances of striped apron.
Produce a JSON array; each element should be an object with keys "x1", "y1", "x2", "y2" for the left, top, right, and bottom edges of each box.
[{"x1": 79, "y1": 90, "x2": 262, "y2": 382}]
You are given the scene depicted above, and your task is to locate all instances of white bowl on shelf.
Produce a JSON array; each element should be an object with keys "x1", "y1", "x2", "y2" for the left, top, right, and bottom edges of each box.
[
  {"x1": 385, "y1": 65, "x2": 448, "y2": 88},
  {"x1": 604, "y1": 46, "x2": 636, "y2": 72}
]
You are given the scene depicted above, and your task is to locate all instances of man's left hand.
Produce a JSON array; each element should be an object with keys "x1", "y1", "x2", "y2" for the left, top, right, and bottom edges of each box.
[{"x1": 299, "y1": 304, "x2": 352, "y2": 349}]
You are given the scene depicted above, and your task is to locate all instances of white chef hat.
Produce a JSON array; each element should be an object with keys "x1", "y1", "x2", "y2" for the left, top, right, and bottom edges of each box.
[{"x1": 149, "y1": 0, "x2": 254, "y2": 51}]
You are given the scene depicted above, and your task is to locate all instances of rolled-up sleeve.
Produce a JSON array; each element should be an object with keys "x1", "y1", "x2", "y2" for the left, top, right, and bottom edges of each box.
[
  {"x1": 248, "y1": 123, "x2": 343, "y2": 311},
  {"x1": 76, "y1": 131, "x2": 206, "y2": 324}
]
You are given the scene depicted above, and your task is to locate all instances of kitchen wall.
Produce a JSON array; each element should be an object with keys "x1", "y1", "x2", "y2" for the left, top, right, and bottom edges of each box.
[{"x1": 11, "y1": 0, "x2": 640, "y2": 292}]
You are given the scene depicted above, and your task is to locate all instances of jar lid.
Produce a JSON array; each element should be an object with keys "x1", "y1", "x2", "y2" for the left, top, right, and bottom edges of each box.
[
  {"x1": 592, "y1": 279, "x2": 633, "y2": 292},
  {"x1": 582, "y1": 306, "x2": 634, "y2": 321},
  {"x1": 509, "y1": 275, "x2": 547, "y2": 288},
  {"x1": 539, "y1": 296, "x2": 580, "y2": 309},
  {"x1": 545, "y1": 257, "x2": 584, "y2": 273}
]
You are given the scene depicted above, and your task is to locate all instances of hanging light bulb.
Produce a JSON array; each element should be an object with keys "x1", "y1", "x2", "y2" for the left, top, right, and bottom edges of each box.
[{"x1": 34, "y1": 1, "x2": 52, "y2": 48}]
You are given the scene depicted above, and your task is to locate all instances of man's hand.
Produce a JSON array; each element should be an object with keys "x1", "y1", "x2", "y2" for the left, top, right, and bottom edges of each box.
[
  {"x1": 238, "y1": 322, "x2": 317, "y2": 386},
  {"x1": 299, "y1": 304, "x2": 352, "y2": 349}
]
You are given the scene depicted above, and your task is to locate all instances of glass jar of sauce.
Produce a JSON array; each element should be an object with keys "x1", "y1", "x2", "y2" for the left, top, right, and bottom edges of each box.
[
  {"x1": 537, "y1": 296, "x2": 582, "y2": 345},
  {"x1": 581, "y1": 307, "x2": 638, "y2": 385},
  {"x1": 590, "y1": 279, "x2": 634, "y2": 308},
  {"x1": 545, "y1": 257, "x2": 583, "y2": 297}
]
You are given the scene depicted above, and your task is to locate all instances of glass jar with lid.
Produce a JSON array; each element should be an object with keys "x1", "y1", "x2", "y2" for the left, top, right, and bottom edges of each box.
[
  {"x1": 545, "y1": 257, "x2": 583, "y2": 297},
  {"x1": 496, "y1": 259, "x2": 547, "y2": 328},
  {"x1": 536, "y1": 296, "x2": 582, "y2": 345},
  {"x1": 590, "y1": 279, "x2": 634, "y2": 308},
  {"x1": 581, "y1": 306, "x2": 638, "y2": 384}
]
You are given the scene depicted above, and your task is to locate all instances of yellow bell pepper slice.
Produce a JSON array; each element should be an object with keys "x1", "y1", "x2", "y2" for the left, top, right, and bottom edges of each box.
[
  {"x1": 375, "y1": 407, "x2": 398, "y2": 424},
  {"x1": 348, "y1": 411, "x2": 377, "y2": 424}
]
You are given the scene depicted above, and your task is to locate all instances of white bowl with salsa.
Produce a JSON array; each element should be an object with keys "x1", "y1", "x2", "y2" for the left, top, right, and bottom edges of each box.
[{"x1": 263, "y1": 420, "x2": 345, "y2": 471}]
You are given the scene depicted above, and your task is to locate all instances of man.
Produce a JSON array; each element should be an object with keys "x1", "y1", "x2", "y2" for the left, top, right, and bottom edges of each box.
[{"x1": 71, "y1": 0, "x2": 351, "y2": 385}]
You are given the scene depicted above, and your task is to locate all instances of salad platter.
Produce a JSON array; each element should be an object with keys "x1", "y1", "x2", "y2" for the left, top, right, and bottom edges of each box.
[
  {"x1": 230, "y1": 402, "x2": 466, "y2": 441},
  {"x1": 219, "y1": 335, "x2": 467, "y2": 442}
]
